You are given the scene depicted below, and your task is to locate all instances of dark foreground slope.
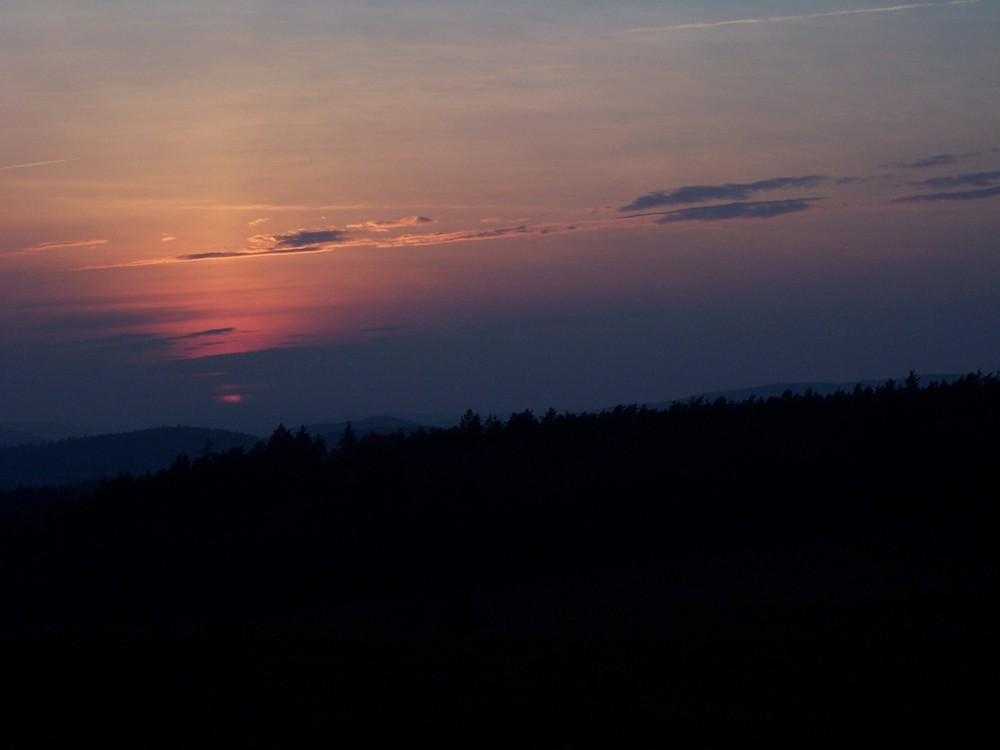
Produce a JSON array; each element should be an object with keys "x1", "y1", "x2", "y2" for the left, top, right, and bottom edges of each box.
[{"x1": 2, "y1": 374, "x2": 998, "y2": 746}]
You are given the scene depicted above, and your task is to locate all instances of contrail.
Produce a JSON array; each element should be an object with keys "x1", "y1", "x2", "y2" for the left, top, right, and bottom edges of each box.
[
  {"x1": 624, "y1": 1, "x2": 984, "y2": 33},
  {"x1": 0, "y1": 157, "x2": 81, "y2": 171}
]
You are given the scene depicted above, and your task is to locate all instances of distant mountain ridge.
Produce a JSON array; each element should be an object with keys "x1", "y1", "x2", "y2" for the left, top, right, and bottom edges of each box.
[
  {"x1": 0, "y1": 373, "x2": 975, "y2": 490},
  {"x1": 0, "y1": 426, "x2": 260, "y2": 490},
  {"x1": 0, "y1": 428, "x2": 43, "y2": 448},
  {"x1": 0, "y1": 421, "x2": 91, "y2": 446},
  {"x1": 0, "y1": 418, "x2": 434, "y2": 491},
  {"x1": 304, "y1": 416, "x2": 425, "y2": 445}
]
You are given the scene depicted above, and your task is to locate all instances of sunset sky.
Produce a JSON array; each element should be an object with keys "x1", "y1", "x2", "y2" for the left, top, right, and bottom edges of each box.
[{"x1": 3, "y1": 0, "x2": 999, "y2": 434}]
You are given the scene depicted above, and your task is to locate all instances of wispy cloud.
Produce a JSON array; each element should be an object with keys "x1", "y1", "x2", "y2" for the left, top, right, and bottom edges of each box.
[
  {"x1": 4, "y1": 238, "x2": 108, "y2": 257},
  {"x1": 80, "y1": 332, "x2": 176, "y2": 354},
  {"x1": 656, "y1": 198, "x2": 819, "y2": 223},
  {"x1": 0, "y1": 157, "x2": 81, "y2": 171},
  {"x1": 347, "y1": 216, "x2": 434, "y2": 232},
  {"x1": 181, "y1": 327, "x2": 237, "y2": 339},
  {"x1": 177, "y1": 328, "x2": 239, "y2": 352},
  {"x1": 76, "y1": 198, "x2": 821, "y2": 269},
  {"x1": 165, "y1": 227, "x2": 356, "y2": 260},
  {"x1": 80, "y1": 326, "x2": 238, "y2": 354},
  {"x1": 73, "y1": 150, "x2": 997, "y2": 271},
  {"x1": 620, "y1": 176, "x2": 826, "y2": 212},
  {"x1": 380, "y1": 225, "x2": 531, "y2": 247},
  {"x1": 78, "y1": 230, "x2": 366, "y2": 269},
  {"x1": 254, "y1": 228, "x2": 351, "y2": 249},
  {"x1": 176, "y1": 246, "x2": 333, "y2": 262},
  {"x1": 624, "y1": 1, "x2": 983, "y2": 34},
  {"x1": 30, "y1": 239, "x2": 108, "y2": 251},
  {"x1": 888, "y1": 148, "x2": 998, "y2": 169},
  {"x1": 894, "y1": 168, "x2": 1000, "y2": 202},
  {"x1": 906, "y1": 171, "x2": 1000, "y2": 189},
  {"x1": 894, "y1": 185, "x2": 1000, "y2": 203},
  {"x1": 900, "y1": 154, "x2": 961, "y2": 169}
]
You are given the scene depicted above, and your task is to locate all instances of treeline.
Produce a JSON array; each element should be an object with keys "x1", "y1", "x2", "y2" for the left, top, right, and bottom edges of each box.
[{"x1": 2, "y1": 372, "x2": 998, "y2": 628}]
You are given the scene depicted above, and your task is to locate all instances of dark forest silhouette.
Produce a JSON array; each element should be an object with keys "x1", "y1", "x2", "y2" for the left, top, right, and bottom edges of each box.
[{"x1": 1, "y1": 372, "x2": 997, "y2": 746}]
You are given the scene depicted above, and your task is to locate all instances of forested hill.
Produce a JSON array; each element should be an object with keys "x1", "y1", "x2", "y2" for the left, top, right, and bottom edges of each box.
[
  {"x1": 2, "y1": 373, "x2": 997, "y2": 745},
  {"x1": 4, "y1": 371, "x2": 997, "y2": 625}
]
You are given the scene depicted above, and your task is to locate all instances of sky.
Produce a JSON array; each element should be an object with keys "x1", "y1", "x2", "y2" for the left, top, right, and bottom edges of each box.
[{"x1": 2, "y1": 0, "x2": 999, "y2": 435}]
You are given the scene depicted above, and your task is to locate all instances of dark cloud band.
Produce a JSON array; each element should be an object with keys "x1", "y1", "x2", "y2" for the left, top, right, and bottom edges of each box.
[
  {"x1": 620, "y1": 175, "x2": 826, "y2": 212},
  {"x1": 891, "y1": 148, "x2": 999, "y2": 170},
  {"x1": 655, "y1": 198, "x2": 819, "y2": 223},
  {"x1": 894, "y1": 185, "x2": 1000, "y2": 203},
  {"x1": 272, "y1": 229, "x2": 348, "y2": 248},
  {"x1": 182, "y1": 327, "x2": 236, "y2": 339},
  {"x1": 177, "y1": 246, "x2": 330, "y2": 262},
  {"x1": 907, "y1": 171, "x2": 1000, "y2": 190}
]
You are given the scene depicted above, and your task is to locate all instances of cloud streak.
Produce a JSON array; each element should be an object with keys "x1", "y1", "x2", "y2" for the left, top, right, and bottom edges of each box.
[
  {"x1": 80, "y1": 332, "x2": 176, "y2": 354},
  {"x1": 381, "y1": 225, "x2": 531, "y2": 247},
  {"x1": 177, "y1": 327, "x2": 240, "y2": 352},
  {"x1": 176, "y1": 246, "x2": 334, "y2": 262},
  {"x1": 899, "y1": 154, "x2": 960, "y2": 169},
  {"x1": 894, "y1": 185, "x2": 1000, "y2": 203},
  {"x1": 620, "y1": 176, "x2": 826, "y2": 212},
  {"x1": 347, "y1": 216, "x2": 434, "y2": 232},
  {"x1": 4, "y1": 239, "x2": 108, "y2": 257},
  {"x1": 887, "y1": 148, "x2": 999, "y2": 169},
  {"x1": 655, "y1": 198, "x2": 819, "y2": 224},
  {"x1": 894, "y1": 169, "x2": 1000, "y2": 202},
  {"x1": 0, "y1": 157, "x2": 81, "y2": 171},
  {"x1": 624, "y1": 1, "x2": 984, "y2": 33},
  {"x1": 258, "y1": 228, "x2": 351, "y2": 249},
  {"x1": 73, "y1": 152, "x2": 994, "y2": 271},
  {"x1": 75, "y1": 197, "x2": 824, "y2": 269},
  {"x1": 181, "y1": 327, "x2": 237, "y2": 339},
  {"x1": 166, "y1": 226, "x2": 356, "y2": 261},
  {"x1": 906, "y1": 171, "x2": 1000, "y2": 189},
  {"x1": 81, "y1": 326, "x2": 238, "y2": 355}
]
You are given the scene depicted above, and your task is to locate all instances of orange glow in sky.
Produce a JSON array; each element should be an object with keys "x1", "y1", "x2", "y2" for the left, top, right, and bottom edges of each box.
[{"x1": 2, "y1": 1, "x2": 999, "y2": 432}]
